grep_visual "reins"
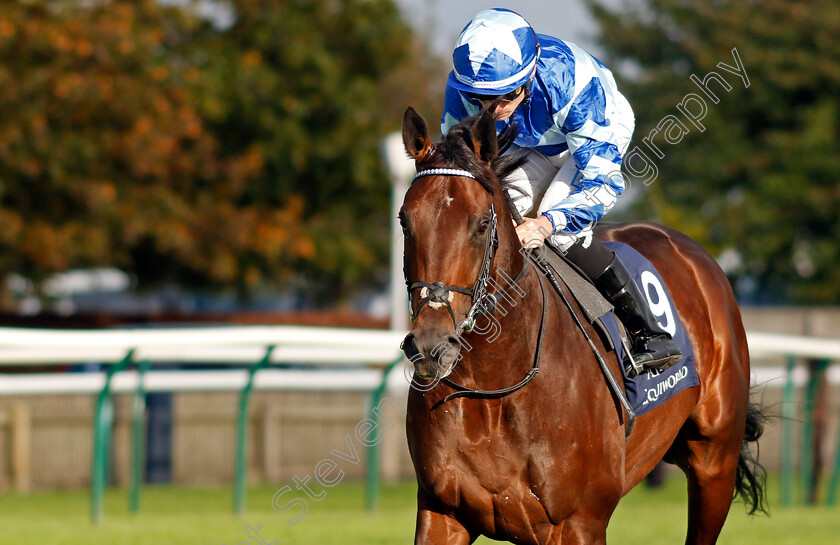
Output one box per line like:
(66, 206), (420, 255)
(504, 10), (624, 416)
(536, 248), (636, 438)
(439, 258), (546, 402)
(508, 201), (636, 438)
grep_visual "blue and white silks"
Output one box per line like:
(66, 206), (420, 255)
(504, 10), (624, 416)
(442, 35), (635, 236)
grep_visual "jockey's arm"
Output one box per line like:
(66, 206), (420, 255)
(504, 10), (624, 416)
(539, 133), (626, 236)
(514, 135), (625, 248)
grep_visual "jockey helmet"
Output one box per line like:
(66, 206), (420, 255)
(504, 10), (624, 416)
(451, 9), (539, 96)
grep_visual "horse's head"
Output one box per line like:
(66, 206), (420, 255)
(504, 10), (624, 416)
(399, 107), (524, 380)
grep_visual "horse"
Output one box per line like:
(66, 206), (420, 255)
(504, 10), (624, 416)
(398, 106), (765, 545)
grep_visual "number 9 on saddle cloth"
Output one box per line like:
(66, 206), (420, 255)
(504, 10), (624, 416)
(579, 240), (698, 415)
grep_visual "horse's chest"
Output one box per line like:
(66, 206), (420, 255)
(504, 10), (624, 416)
(415, 426), (537, 504)
(415, 432), (561, 540)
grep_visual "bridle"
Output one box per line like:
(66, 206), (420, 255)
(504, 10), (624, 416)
(407, 168), (519, 334)
(405, 168), (546, 402)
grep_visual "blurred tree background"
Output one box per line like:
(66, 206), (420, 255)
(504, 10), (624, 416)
(0, 0), (835, 312)
(0, 0), (444, 310)
(590, 0), (840, 303)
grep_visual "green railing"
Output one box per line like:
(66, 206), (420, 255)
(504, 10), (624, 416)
(88, 351), (840, 518)
(71, 331), (407, 524)
(778, 356), (839, 506)
(233, 346), (274, 515)
(365, 355), (405, 511)
(91, 350), (134, 525)
(1, 326), (838, 523)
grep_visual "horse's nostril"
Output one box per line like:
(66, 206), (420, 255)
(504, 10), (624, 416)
(401, 333), (419, 360)
(447, 335), (460, 346)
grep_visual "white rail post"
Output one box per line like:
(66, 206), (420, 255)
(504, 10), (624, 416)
(381, 131), (414, 332)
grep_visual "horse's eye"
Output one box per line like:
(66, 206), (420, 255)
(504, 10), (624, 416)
(476, 218), (490, 235)
(399, 215), (410, 235)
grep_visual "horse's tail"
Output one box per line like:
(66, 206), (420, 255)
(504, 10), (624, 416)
(734, 401), (769, 515)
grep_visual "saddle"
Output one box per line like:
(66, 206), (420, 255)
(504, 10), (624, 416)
(534, 240), (698, 421)
(537, 241), (629, 368)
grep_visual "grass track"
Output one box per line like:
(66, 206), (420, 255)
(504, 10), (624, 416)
(0, 476), (837, 544)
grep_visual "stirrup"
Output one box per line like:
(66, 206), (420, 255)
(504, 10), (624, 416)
(623, 352), (645, 378)
(629, 335), (682, 373)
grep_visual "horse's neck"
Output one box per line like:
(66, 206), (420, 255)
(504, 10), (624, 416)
(454, 257), (545, 388)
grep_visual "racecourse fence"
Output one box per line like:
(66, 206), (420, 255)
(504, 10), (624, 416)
(0, 322), (838, 524)
(0, 325), (408, 524)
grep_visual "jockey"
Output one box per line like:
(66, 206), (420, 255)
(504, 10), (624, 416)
(441, 8), (681, 371)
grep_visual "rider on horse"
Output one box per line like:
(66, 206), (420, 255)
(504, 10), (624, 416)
(441, 8), (681, 371)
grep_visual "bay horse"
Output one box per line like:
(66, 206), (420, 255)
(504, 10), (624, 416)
(399, 107), (765, 545)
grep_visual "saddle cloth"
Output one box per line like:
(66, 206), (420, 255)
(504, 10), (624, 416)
(598, 241), (699, 415)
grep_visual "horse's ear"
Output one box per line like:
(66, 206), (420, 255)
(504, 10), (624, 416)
(402, 107), (433, 161)
(470, 108), (499, 164)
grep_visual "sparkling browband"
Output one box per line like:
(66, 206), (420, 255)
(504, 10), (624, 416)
(412, 168), (476, 183)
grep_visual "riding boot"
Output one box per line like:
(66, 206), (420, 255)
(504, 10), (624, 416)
(592, 254), (682, 373)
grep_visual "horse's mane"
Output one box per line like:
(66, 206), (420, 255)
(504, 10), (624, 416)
(433, 113), (528, 196)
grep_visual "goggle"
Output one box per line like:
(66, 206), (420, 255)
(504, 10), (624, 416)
(465, 84), (526, 103)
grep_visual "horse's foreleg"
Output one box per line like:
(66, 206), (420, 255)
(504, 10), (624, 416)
(414, 491), (473, 545)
